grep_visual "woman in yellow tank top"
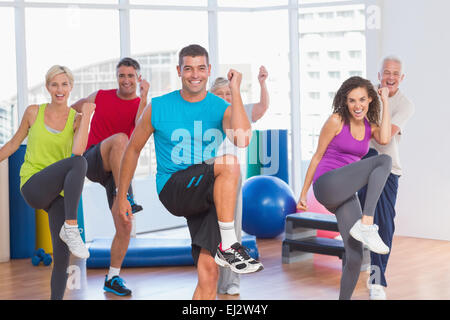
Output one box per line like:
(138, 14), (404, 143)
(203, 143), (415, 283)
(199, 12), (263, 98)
(0, 65), (95, 300)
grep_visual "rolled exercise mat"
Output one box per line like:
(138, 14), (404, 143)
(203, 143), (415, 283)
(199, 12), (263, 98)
(246, 130), (262, 179)
(0, 159), (10, 262)
(87, 233), (259, 268)
(260, 129), (289, 184)
(9, 145), (36, 258)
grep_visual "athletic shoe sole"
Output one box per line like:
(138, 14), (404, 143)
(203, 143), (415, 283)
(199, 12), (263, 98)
(103, 286), (132, 296)
(214, 253), (264, 274)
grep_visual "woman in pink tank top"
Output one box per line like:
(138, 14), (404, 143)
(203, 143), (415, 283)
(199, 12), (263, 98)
(297, 77), (393, 299)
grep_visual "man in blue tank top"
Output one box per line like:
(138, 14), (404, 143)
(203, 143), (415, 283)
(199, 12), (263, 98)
(114, 44), (263, 300)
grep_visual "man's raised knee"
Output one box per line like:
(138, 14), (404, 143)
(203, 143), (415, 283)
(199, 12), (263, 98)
(214, 154), (241, 178)
(112, 133), (129, 149)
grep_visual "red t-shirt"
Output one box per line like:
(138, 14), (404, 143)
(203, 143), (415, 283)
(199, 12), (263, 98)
(86, 89), (140, 150)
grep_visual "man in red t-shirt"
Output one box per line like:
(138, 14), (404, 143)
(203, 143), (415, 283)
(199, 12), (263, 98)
(72, 57), (149, 296)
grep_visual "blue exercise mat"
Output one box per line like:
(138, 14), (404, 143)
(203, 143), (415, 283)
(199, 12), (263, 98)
(86, 234), (259, 268)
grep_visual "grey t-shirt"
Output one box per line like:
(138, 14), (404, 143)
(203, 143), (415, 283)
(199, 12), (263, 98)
(371, 89), (415, 175)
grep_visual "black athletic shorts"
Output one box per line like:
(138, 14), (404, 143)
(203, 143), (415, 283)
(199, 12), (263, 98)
(158, 161), (220, 266)
(83, 142), (132, 209)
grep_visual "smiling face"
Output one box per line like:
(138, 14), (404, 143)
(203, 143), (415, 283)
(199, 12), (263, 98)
(378, 59), (404, 97)
(211, 85), (232, 103)
(116, 65), (140, 98)
(177, 55), (211, 99)
(46, 73), (72, 105)
(346, 87), (373, 121)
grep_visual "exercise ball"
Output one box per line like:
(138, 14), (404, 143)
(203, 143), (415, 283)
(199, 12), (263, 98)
(243, 175), (296, 238)
(303, 188), (340, 239)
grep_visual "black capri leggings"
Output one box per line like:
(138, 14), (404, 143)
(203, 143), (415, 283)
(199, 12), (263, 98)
(313, 154), (392, 300)
(21, 155), (87, 300)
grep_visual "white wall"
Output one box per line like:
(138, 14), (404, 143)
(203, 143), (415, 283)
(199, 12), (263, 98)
(377, 0), (450, 240)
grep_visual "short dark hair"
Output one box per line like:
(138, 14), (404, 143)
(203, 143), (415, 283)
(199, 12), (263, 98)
(178, 44), (209, 67)
(116, 57), (141, 74)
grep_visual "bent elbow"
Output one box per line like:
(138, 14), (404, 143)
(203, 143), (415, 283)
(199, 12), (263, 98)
(234, 137), (251, 148)
(379, 137), (391, 145)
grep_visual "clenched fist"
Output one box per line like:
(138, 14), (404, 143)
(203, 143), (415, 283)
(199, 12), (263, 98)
(258, 66), (268, 84)
(139, 79), (150, 98)
(227, 69), (242, 91)
(378, 86), (389, 102)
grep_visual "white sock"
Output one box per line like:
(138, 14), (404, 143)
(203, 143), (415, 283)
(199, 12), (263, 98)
(64, 222), (78, 229)
(108, 267), (121, 281)
(218, 220), (237, 250)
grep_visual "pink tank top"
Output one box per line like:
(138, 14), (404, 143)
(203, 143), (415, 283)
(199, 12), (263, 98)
(313, 118), (371, 183)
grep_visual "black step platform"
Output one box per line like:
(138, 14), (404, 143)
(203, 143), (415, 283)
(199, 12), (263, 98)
(282, 211), (370, 269)
(286, 212), (339, 232)
(282, 237), (344, 263)
(283, 211), (344, 264)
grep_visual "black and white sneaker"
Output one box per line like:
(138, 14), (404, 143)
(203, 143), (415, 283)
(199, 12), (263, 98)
(215, 242), (264, 274)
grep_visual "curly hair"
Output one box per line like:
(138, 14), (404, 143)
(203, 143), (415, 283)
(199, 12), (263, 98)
(332, 76), (380, 125)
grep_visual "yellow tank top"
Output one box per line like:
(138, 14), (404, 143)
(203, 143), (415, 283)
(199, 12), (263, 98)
(20, 104), (76, 190)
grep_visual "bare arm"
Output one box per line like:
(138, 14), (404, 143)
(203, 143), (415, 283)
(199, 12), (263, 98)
(251, 65), (269, 122)
(71, 91), (97, 113)
(372, 87), (392, 145)
(0, 105), (38, 162)
(72, 103), (96, 155)
(297, 114), (342, 211)
(115, 103), (154, 221)
(135, 79), (150, 125)
(391, 124), (401, 137)
(222, 69), (252, 148)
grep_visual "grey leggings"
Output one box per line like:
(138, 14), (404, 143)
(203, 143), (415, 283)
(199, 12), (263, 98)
(21, 156), (87, 300)
(313, 154), (392, 300)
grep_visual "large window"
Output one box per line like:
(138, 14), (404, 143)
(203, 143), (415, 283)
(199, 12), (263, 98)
(130, 9), (209, 177)
(218, 10), (290, 130)
(0, 8), (17, 145)
(3, 0), (369, 196)
(218, 0), (287, 7)
(299, 3), (366, 163)
(25, 8), (120, 105)
(131, 0), (206, 5)
(218, 9), (291, 178)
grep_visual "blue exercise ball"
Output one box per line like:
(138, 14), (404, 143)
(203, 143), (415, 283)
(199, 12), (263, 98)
(242, 175), (297, 238)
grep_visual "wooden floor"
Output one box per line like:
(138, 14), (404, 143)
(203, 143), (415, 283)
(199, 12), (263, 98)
(1, 229), (450, 300)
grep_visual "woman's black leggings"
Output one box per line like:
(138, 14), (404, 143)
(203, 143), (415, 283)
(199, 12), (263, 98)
(313, 154), (392, 300)
(21, 156), (87, 300)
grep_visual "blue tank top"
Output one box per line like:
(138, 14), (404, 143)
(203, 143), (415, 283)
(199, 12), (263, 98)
(151, 90), (230, 194)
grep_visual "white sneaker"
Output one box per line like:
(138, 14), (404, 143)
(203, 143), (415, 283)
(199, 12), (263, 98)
(59, 224), (90, 259)
(226, 285), (240, 296)
(370, 284), (387, 300)
(349, 219), (389, 255)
